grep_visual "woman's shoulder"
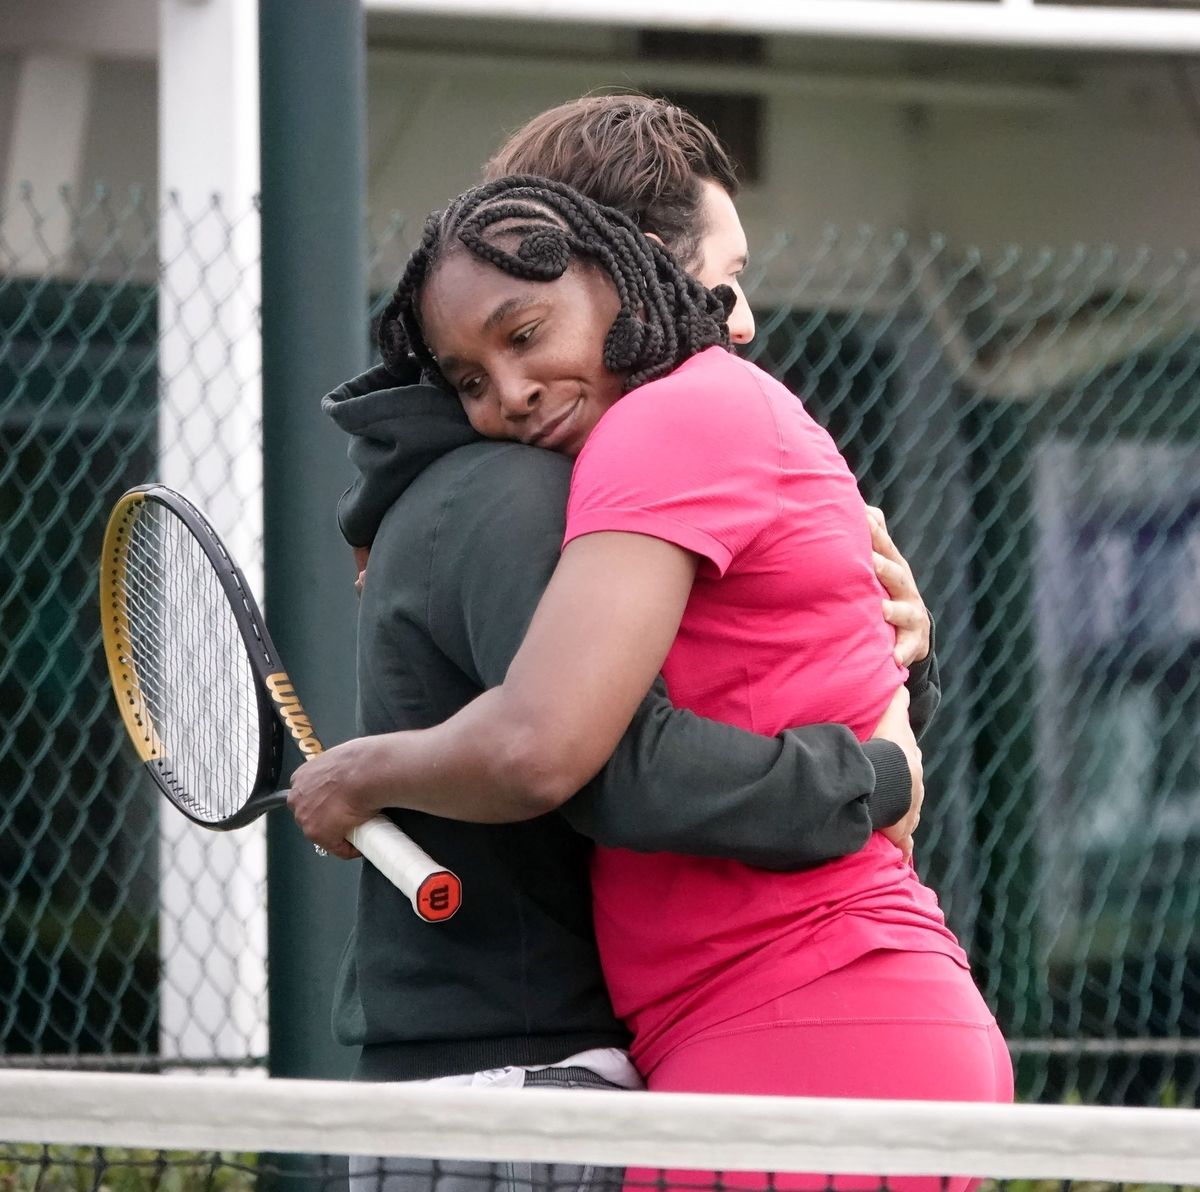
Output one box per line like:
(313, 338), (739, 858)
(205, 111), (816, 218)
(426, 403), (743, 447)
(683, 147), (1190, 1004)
(580, 348), (786, 475)
(633, 345), (760, 392)
(618, 347), (784, 422)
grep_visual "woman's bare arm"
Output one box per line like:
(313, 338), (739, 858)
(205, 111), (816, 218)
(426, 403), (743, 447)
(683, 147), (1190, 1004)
(288, 532), (696, 856)
(497, 531), (698, 798)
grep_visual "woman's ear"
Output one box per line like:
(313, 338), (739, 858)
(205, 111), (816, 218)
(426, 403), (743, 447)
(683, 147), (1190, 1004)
(644, 231), (665, 248)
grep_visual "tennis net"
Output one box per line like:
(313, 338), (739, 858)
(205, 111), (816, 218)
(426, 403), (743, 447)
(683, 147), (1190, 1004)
(2, 1069), (1198, 1192)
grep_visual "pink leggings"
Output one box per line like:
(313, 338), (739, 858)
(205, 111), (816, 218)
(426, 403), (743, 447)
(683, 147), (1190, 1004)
(632, 950), (1013, 1192)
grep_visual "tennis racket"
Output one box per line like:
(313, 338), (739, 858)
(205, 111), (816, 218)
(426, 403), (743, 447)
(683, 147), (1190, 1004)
(99, 483), (462, 923)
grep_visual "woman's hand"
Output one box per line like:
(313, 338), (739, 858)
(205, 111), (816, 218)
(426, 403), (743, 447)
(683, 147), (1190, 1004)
(866, 506), (930, 667)
(287, 737), (389, 860)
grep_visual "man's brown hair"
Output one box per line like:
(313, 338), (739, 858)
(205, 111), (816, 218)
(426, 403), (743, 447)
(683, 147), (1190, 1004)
(484, 94), (739, 270)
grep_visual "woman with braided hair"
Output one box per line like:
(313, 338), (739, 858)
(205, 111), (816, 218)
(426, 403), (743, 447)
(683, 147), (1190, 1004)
(291, 174), (1011, 1178)
(376, 173), (736, 449)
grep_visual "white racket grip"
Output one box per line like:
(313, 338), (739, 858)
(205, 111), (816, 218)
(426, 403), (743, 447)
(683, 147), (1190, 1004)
(348, 815), (462, 923)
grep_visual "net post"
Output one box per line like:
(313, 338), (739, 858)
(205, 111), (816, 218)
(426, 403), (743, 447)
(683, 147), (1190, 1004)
(259, 0), (367, 1083)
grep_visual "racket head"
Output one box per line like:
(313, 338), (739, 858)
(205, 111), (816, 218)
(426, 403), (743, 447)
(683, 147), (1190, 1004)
(100, 485), (284, 830)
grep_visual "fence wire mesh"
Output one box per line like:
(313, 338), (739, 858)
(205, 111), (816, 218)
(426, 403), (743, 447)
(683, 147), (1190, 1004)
(1, 188), (266, 1072)
(3, 188), (1200, 1104)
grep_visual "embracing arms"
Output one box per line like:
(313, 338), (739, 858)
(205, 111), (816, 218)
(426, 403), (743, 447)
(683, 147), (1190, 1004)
(291, 448), (930, 867)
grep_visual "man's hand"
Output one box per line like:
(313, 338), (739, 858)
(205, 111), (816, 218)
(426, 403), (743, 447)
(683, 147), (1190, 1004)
(287, 737), (388, 860)
(866, 506), (930, 667)
(870, 685), (924, 861)
(353, 545), (370, 596)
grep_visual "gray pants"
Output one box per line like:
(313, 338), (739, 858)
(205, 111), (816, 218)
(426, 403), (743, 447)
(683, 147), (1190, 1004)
(348, 1157), (623, 1192)
(348, 1067), (626, 1192)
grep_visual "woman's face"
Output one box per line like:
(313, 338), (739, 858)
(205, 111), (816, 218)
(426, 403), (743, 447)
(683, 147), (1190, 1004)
(420, 248), (625, 458)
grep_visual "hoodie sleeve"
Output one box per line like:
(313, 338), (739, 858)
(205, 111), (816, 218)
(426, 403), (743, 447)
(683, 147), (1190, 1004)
(323, 364), (482, 548)
(424, 446), (911, 870)
(906, 621), (941, 741)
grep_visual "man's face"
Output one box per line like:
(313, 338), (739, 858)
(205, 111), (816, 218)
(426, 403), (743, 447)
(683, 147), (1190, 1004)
(690, 180), (755, 346)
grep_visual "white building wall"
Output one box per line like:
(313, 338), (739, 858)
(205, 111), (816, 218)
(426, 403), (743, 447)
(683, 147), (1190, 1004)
(153, 0), (264, 1069)
(2, 15), (1198, 277)
(82, 60), (158, 205)
(923, 97), (1200, 255)
(75, 59), (159, 280)
(0, 0), (157, 60)
(362, 55), (1200, 293)
(0, 54), (18, 176)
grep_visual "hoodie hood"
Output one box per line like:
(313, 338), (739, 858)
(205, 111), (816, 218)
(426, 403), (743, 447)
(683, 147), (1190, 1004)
(323, 359), (484, 547)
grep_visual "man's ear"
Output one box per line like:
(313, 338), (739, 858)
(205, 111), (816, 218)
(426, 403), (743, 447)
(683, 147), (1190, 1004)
(644, 231), (665, 248)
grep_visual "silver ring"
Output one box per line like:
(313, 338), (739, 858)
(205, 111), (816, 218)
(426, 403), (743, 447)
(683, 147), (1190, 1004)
(313, 844), (328, 857)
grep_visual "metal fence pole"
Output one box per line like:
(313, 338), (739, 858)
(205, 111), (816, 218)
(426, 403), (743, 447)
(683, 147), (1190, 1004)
(259, 0), (367, 1080)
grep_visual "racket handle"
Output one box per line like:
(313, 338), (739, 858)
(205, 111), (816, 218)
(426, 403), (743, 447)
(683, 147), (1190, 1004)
(348, 815), (462, 923)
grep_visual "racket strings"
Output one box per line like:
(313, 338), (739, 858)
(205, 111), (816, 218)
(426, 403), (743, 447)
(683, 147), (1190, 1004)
(120, 503), (260, 823)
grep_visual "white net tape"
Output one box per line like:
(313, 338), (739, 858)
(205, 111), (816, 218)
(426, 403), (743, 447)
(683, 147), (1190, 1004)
(2, 1071), (1199, 1184)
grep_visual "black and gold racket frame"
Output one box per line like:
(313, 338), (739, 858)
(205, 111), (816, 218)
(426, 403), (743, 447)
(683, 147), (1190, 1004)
(101, 484), (295, 829)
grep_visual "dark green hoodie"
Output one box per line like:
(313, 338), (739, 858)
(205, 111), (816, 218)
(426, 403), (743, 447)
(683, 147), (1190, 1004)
(324, 360), (936, 1081)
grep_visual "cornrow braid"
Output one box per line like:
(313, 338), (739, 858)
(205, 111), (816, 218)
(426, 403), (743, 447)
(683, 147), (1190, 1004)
(377, 211), (443, 379)
(376, 174), (734, 395)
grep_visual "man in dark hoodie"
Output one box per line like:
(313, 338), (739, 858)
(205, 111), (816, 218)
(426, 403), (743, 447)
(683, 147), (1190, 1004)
(310, 96), (939, 1192)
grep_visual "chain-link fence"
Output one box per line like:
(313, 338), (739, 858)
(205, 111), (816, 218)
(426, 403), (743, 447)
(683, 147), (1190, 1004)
(1, 188), (266, 1072)
(3, 187), (1199, 1105)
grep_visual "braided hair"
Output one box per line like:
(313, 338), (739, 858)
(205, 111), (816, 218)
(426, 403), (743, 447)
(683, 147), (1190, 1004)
(377, 174), (735, 395)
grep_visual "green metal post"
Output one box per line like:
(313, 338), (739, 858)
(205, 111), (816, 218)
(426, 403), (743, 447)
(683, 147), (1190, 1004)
(260, 0), (367, 1080)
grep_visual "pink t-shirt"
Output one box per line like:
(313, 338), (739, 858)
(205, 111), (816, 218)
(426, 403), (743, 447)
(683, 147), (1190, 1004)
(565, 347), (968, 1075)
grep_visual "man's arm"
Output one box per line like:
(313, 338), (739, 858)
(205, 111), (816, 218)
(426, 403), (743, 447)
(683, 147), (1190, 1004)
(292, 448), (915, 868)
(561, 680), (916, 869)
